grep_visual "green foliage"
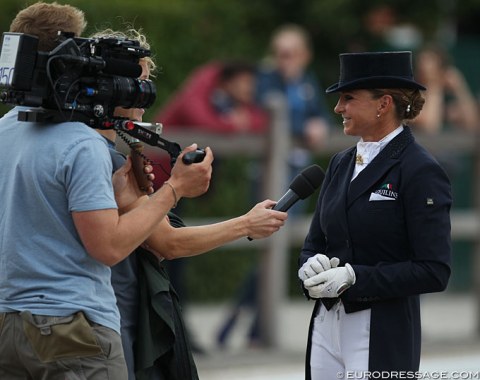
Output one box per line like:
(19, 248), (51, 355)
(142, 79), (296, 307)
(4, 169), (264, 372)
(183, 247), (259, 302)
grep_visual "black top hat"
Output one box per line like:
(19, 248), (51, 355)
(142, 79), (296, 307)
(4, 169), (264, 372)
(325, 51), (426, 93)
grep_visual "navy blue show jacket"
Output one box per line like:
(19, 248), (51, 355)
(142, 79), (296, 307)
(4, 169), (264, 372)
(300, 126), (452, 376)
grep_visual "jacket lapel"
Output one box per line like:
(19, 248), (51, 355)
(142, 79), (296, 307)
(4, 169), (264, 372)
(347, 126), (415, 207)
(328, 147), (356, 209)
(337, 149), (356, 206)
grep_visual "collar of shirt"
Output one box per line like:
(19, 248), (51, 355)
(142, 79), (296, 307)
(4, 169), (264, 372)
(351, 125), (404, 181)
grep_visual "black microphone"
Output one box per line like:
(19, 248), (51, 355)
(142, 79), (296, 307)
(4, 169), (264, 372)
(272, 164), (325, 212)
(247, 164), (325, 241)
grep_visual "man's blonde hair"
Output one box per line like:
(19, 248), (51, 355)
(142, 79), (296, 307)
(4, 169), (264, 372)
(10, 2), (87, 52)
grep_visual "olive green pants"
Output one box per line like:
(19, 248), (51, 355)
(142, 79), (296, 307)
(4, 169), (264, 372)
(0, 311), (127, 380)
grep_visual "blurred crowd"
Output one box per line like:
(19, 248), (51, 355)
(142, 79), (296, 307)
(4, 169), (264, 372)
(150, 14), (480, 183)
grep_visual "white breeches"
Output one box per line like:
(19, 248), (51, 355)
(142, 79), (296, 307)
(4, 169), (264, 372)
(310, 301), (371, 379)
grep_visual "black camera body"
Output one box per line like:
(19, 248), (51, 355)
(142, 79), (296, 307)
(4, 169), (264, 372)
(0, 32), (156, 127)
(0, 32), (206, 166)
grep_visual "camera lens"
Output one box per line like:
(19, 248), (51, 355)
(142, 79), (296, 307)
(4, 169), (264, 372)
(111, 77), (156, 109)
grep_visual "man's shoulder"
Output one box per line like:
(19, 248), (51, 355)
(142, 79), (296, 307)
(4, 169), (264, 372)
(43, 120), (108, 150)
(3, 107), (102, 137)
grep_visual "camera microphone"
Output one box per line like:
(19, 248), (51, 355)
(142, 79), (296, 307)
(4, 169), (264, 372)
(272, 164), (325, 212)
(103, 58), (142, 78)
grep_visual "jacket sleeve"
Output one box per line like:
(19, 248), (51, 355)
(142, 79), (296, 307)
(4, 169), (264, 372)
(342, 159), (452, 303)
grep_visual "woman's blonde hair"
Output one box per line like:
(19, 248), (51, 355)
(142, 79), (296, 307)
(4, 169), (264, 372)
(10, 2), (86, 52)
(90, 28), (157, 77)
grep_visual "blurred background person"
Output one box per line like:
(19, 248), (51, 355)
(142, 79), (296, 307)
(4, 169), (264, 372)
(156, 60), (268, 135)
(349, 4), (423, 53)
(152, 59), (269, 189)
(411, 45), (479, 291)
(214, 23), (333, 350)
(412, 45), (480, 134)
(255, 23), (332, 183)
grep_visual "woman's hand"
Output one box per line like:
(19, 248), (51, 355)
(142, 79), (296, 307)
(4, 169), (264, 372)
(243, 200), (288, 240)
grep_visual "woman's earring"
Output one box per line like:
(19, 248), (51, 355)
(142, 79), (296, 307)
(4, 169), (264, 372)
(376, 113), (380, 118)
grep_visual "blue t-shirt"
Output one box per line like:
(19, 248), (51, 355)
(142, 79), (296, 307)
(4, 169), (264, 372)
(0, 107), (121, 333)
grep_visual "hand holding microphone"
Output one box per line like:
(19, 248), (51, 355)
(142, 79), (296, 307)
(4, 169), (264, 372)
(247, 164), (325, 240)
(242, 200), (288, 240)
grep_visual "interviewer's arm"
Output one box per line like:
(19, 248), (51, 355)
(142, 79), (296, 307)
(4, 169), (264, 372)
(72, 145), (213, 266)
(144, 200), (288, 259)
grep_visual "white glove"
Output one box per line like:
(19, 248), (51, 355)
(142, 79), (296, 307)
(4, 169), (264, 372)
(303, 264), (356, 298)
(298, 254), (340, 282)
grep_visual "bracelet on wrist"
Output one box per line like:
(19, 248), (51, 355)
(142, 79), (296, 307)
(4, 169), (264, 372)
(164, 181), (178, 208)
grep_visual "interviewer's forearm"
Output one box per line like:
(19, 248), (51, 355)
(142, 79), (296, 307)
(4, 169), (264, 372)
(112, 183), (179, 252)
(145, 216), (249, 259)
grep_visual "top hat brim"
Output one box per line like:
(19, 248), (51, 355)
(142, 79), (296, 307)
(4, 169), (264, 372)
(326, 76), (426, 93)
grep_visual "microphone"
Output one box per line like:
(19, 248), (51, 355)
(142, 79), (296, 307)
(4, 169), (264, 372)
(104, 58), (142, 78)
(272, 164), (325, 212)
(247, 164), (325, 241)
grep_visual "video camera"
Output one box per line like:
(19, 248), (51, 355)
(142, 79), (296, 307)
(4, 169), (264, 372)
(0, 32), (205, 165)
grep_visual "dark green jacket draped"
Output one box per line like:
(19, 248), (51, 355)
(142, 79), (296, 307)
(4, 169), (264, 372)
(135, 214), (199, 380)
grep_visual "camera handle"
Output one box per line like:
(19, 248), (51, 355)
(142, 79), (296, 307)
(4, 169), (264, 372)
(128, 140), (153, 193)
(113, 120), (181, 166)
(182, 149), (206, 164)
(113, 119), (206, 166)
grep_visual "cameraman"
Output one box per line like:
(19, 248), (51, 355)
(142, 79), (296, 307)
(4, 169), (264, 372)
(93, 28), (288, 380)
(0, 3), (212, 380)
